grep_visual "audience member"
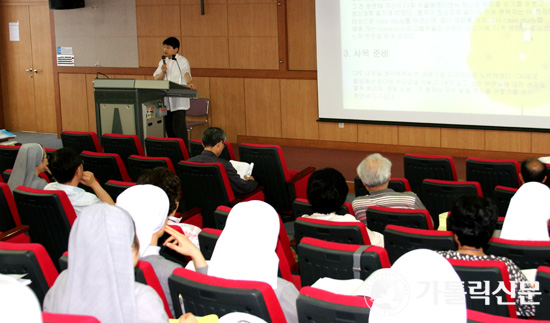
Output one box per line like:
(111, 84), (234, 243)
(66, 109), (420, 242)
(0, 274), (42, 323)
(188, 127), (258, 197)
(367, 249), (466, 323)
(438, 195), (534, 318)
(302, 167), (383, 246)
(45, 147), (114, 216)
(352, 153), (425, 224)
(208, 200), (299, 323)
(501, 182), (550, 241)
(7, 143), (49, 191)
(137, 167), (201, 247)
(116, 184), (207, 317)
(520, 157), (547, 184)
(43, 203), (200, 323)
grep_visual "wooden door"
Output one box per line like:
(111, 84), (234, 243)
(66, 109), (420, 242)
(0, 4), (55, 133)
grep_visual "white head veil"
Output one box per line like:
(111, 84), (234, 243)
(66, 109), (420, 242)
(0, 274), (42, 323)
(43, 204), (138, 323)
(367, 249), (467, 323)
(209, 200), (280, 289)
(7, 143), (47, 191)
(116, 184), (170, 257)
(501, 182), (550, 241)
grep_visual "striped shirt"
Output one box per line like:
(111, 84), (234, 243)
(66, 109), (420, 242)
(352, 188), (425, 223)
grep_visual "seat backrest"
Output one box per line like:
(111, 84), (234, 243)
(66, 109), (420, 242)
(101, 133), (145, 166)
(404, 154), (457, 194)
(198, 228), (223, 260)
(297, 237), (390, 287)
(189, 140), (204, 158)
(239, 143), (293, 213)
(383, 224), (457, 264)
(42, 312), (101, 322)
(126, 155), (174, 182)
(61, 131), (102, 153)
(366, 206), (434, 233)
(176, 161), (234, 228)
(292, 198), (352, 218)
(447, 258), (516, 317)
(297, 287), (372, 323)
(486, 238), (550, 270)
(0, 144), (19, 174)
(137, 260), (172, 318)
(294, 217), (371, 245)
(187, 98), (209, 117)
(0, 182), (22, 231)
(80, 151), (131, 186)
(103, 180), (136, 201)
(535, 266), (550, 320)
(0, 241), (58, 305)
(212, 205), (232, 230)
(13, 187), (76, 270)
(494, 185), (518, 218)
(420, 179), (483, 229)
(466, 158), (521, 198)
(168, 268), (286, 322)
(145, 136), (190, 167)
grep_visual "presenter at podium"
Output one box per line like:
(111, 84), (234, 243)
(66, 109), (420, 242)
(153, 37), (195, 148)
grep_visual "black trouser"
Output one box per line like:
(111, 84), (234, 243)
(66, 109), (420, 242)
(165, 109), (188, 148)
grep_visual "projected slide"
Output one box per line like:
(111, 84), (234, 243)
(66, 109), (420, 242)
(316, 0), (550, 129)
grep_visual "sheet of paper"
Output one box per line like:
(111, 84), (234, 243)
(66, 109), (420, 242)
(9, 22), (19, 41)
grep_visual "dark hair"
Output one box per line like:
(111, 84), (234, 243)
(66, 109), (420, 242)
(307, 168), (349, 214)
(137, 167), (181, 215)
(48, 147), (83, 184)
(521, 158), (546, 183)
(163, 37), (180, 51)
(202, 127), (226, 148)
(447, 195), (497, 249)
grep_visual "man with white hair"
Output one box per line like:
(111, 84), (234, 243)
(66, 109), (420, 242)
(352, 153), (425, 223)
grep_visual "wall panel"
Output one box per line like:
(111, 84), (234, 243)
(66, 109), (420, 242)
(358, 124), (399, 145)
(532, 133), (550, 154)
(136, 5), (181, 36)
(280, 79), (318, 140)
(227, 3), (277, 36)
(59, 74), (88, 131)
(182, 37), (230, 68)
(244, 78), (281, 138)
(485, 130), (531, 153)
(137, 0), (178, 5)
(181, 4), (228, 37)
(319, 122), (358, 142)
(441, 128), (485, 150)
(228, 37), (278, 69)
(287, 0), (316, 71)
(398, 126), (441, 147)
(138, 37), (169, 67)
(209, 77), (246, 143)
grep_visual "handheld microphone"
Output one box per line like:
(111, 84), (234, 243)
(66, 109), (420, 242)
(162, 55), (166, 64)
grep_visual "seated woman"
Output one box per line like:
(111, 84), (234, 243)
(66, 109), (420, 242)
(500, 181), (550, 241)
(7, 143), (49, 191)
(208, 200), (299, 323)
(43, 203), (197, 323)
(137, 166), (201, 247)
(438, 195), (535, 318)
(302, 167), (384, 247)
(116, 184), (207, 317)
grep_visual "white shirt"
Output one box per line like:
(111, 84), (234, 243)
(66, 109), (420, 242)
(153, 54), (191, 112)
(44, 182), (101, 217)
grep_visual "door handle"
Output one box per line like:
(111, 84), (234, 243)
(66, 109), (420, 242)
(33, 69), (39, 73)
(25, 68), (33, 72)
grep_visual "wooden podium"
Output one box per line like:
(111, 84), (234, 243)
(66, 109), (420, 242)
(93, 79), (197, 143)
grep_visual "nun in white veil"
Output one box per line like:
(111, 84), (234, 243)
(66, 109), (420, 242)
(7, 143), (48, 191)
(501, 181), (550, 241)
(0, 274), (42, 323)
(367, 249), (467, 323)
(43, 203), (168, 323)
(208, 200), (299, 323)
